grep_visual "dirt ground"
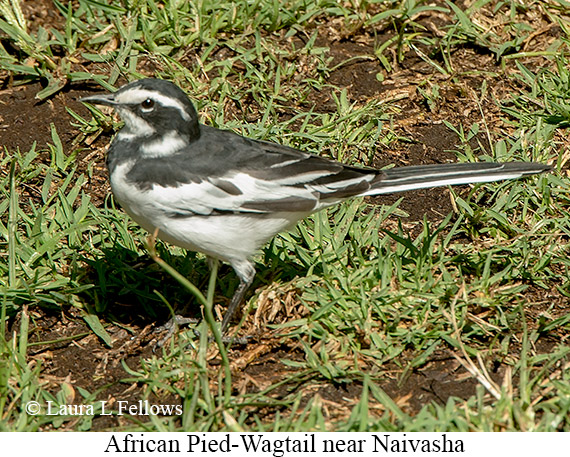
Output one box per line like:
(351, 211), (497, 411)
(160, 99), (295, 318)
(1, 1), (566, 430)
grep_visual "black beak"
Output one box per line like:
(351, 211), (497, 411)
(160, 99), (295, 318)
(80, 92), (117, 106)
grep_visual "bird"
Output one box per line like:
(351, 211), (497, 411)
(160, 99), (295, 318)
(81, 78), (551, 333)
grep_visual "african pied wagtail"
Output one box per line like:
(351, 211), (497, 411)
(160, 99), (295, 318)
(82, 78), (551, 333)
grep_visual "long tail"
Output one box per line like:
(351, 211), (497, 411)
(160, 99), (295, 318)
(365, 162), (551, 195)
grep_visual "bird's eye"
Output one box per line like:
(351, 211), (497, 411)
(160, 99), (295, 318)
(141, 99), (155, 110)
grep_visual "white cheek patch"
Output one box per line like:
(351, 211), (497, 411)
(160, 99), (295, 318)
(115, 107), (155, 139)
(141, 131), (188, 157)
(115, 88), (192, 121)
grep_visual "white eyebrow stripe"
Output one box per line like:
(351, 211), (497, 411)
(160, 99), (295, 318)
(116, 88), (191, 121)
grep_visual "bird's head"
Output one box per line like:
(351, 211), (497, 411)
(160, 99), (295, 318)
(81, 78), (200, 142)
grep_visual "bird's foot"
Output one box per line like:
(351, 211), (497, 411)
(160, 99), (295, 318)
(154, 314), (199, 349)
(154, 315), (253, 349)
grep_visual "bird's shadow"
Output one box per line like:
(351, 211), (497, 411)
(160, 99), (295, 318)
(78, 239), (315, 328)
(80, 243), (207, 327)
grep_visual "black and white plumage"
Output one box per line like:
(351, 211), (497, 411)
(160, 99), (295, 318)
(82, 78), (551, 332)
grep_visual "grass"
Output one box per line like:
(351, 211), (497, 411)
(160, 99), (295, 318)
(0, 0), (569, 431)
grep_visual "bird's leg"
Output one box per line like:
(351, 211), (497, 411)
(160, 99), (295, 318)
(157, 257), (255, 346)
(221, 261), (256, 333)
(220, 279), (252, 333)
